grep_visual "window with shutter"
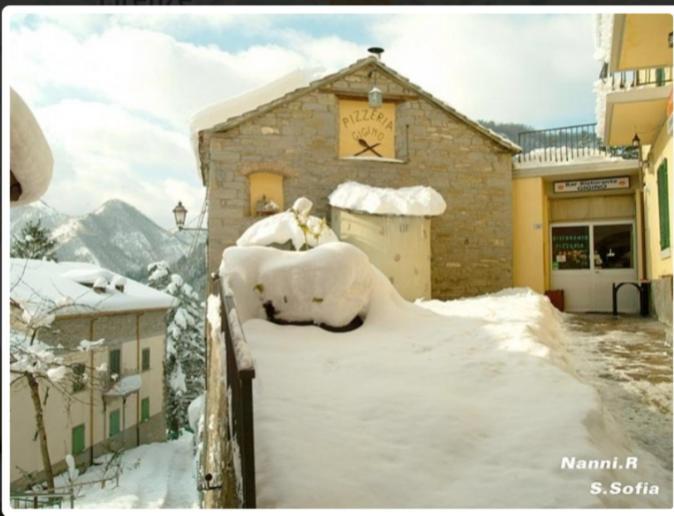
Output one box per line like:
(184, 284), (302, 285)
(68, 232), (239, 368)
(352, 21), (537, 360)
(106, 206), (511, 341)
(109, 349), (121, 377)
(109, 409), (121, 437)
(657, 159), (670, 251)
(141, 397), (150, 422)
(142, 348), (150, 371)
(72, 424), (85, 455)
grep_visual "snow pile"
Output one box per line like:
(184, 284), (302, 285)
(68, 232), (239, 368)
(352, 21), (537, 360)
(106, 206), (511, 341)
(78, 338), (105, 352)
(105, 374), (142, 397)
(328, 181), (447, 216)
(235, 267), (670, 507)
(54, 434), (198, 508)
(237, 197), (337, 250)
(188, 393), (205, 433)
(10, 331), (64, 378)
(220, 242), (373, 328)
(10, 88), (54, 206)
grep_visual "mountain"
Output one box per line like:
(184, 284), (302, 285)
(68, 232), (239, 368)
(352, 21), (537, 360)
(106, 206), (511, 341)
(10, 200), (207, 295)
(478, 120), (535, 146)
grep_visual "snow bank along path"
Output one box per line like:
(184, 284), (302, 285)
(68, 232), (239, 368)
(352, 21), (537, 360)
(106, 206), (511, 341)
(54, 434), (198, 509)
(220, 243), (671, 508)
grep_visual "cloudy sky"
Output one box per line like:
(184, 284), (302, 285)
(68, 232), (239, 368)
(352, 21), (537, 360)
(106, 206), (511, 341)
(7, 11), (599, 228)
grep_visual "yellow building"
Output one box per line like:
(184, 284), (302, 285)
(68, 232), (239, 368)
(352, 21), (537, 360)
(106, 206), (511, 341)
(10, 260), (174, 490)
(512, 13), (672, 321)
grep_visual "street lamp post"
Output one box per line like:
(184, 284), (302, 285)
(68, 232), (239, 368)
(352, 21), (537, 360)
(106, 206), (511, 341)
(172, 201), (206, 232)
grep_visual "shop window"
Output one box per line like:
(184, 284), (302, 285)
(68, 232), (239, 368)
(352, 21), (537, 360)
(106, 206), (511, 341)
(109, 349), (121, 378)
(142, 348), (150, 371)
(338, 98), (396, 159)
(72, 424), (85, 455)
(109, 409), (121, 437)
(141, 397), (150, 423)
(249, 172), (283, 217)
(593, 224), (633, 269)
(71, 363), (87, 393)
(657, 159), (670, 251)
(551, 226), (590, 270)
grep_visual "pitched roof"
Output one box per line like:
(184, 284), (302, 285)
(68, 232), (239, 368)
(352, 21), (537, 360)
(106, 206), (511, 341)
(10, 259), (175, 318)
(196, 56), (520, 176)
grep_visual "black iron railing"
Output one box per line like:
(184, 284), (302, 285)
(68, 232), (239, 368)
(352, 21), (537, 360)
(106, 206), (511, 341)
(218, 283), (256, 509)
(516, 122), (637, 164)
(600, 65), (673, 91)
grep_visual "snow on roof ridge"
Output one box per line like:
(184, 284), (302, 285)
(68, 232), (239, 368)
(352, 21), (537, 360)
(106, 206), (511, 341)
(329, 181), (447, 217)
(10, 258), (175, 316)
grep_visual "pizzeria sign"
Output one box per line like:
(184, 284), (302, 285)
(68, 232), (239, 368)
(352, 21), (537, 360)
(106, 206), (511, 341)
(554, 176), (630, 194)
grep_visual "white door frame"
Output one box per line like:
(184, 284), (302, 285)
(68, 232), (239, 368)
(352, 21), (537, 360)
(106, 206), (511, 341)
(550, 219), (638, 312)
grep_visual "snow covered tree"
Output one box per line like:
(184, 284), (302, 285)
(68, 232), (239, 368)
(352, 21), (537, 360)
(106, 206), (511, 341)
(10, 297), (106, 492)
(11, 218), (58, 261)
(147, 261), (205, 439)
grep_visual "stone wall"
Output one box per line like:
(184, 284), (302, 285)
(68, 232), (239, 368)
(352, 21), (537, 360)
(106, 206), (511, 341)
(205, 66), (513, 299)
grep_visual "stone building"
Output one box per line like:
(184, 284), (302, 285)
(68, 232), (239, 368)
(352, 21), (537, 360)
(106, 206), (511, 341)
(10, 259), (174, 490)
(194, 56), (520, 299)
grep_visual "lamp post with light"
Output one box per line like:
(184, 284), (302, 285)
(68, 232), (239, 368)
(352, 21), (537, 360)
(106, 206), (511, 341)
(172, 201), (206, 232)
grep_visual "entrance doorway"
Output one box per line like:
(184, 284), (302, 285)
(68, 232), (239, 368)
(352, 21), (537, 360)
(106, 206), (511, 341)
(550, 221), (638, 313)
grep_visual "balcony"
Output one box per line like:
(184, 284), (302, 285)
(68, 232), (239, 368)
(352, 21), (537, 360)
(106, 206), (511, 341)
(598, 66), (672, 147)
(515, 123), (637, 166)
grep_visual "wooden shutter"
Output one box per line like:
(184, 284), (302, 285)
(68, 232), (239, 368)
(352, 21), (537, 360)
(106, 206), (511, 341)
(109, 409), (121, 437)
(141, 397), (150, 422)
(657, 159), (670, 250)
(72, 424), (85, 455)
(142, 348), (150, 371)
(109, 349), (121, 376)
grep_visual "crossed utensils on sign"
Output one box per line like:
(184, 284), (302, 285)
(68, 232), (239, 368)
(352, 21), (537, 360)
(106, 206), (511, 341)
(354, 138), (382, 157)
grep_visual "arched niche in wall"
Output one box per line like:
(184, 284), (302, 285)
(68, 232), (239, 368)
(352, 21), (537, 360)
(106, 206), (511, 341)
(248, 171), (284, 217)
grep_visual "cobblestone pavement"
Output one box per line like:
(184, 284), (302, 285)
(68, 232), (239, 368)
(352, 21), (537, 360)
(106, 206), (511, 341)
(564, 314), (672, 471)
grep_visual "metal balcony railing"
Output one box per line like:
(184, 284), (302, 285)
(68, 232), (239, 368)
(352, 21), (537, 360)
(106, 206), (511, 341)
(600, 64), (673, 91)
(515, 123), (638, 164)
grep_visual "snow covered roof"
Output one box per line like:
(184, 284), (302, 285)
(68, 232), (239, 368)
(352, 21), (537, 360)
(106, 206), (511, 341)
(190, 68), (319, 174)
(192, 57), (520, 183)
(329, 181), (447, 217)
(10, 88), (54, 206)
(105, 374), (142, 397)
(10, 259), (175, 318)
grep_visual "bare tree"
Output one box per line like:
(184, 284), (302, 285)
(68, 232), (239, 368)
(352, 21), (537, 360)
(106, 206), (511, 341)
(10, 297), (107, 492)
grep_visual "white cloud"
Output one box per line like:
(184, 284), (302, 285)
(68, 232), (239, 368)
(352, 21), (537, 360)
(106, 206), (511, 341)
(371, 14), (597, 127)
(35, 100), (203, 229)
(6, 13), (599, 229)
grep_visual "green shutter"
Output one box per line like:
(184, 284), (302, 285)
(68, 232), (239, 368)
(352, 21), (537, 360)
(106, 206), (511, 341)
(142, 348), (150, 371)
(655, 67), (666, 87)
(72, 424), (85, 455)
(141, 397), (150, 422)
(109, 349), (121, 377)
(657, 159), (670, 251)
(109, 409), (121, 437)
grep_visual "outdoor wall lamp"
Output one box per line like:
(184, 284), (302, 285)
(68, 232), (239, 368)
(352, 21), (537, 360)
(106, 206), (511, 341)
(367, 46), (384, 109)
(668, 32), (672, 49)
(172, 201), (206, 231)
(632, 133), (641, 149)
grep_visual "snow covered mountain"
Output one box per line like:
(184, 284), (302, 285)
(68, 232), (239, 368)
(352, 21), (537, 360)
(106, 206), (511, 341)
(10, 200), (204, 284)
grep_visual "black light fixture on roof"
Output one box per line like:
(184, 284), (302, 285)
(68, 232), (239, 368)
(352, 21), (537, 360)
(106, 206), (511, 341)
(632, 133), (641, 149)
(172, 201), (187, 230)
(367, 47), (385, 109)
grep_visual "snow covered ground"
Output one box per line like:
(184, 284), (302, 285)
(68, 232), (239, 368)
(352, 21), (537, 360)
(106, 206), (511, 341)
(234, 267), (672, 508)
(53, 434), (198, 509)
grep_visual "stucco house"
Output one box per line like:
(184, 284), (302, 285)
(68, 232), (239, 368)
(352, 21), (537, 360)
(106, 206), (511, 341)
(9, 259), (174, 490)
(511, 13), (672, 321)
(192, 55), (520, 300)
